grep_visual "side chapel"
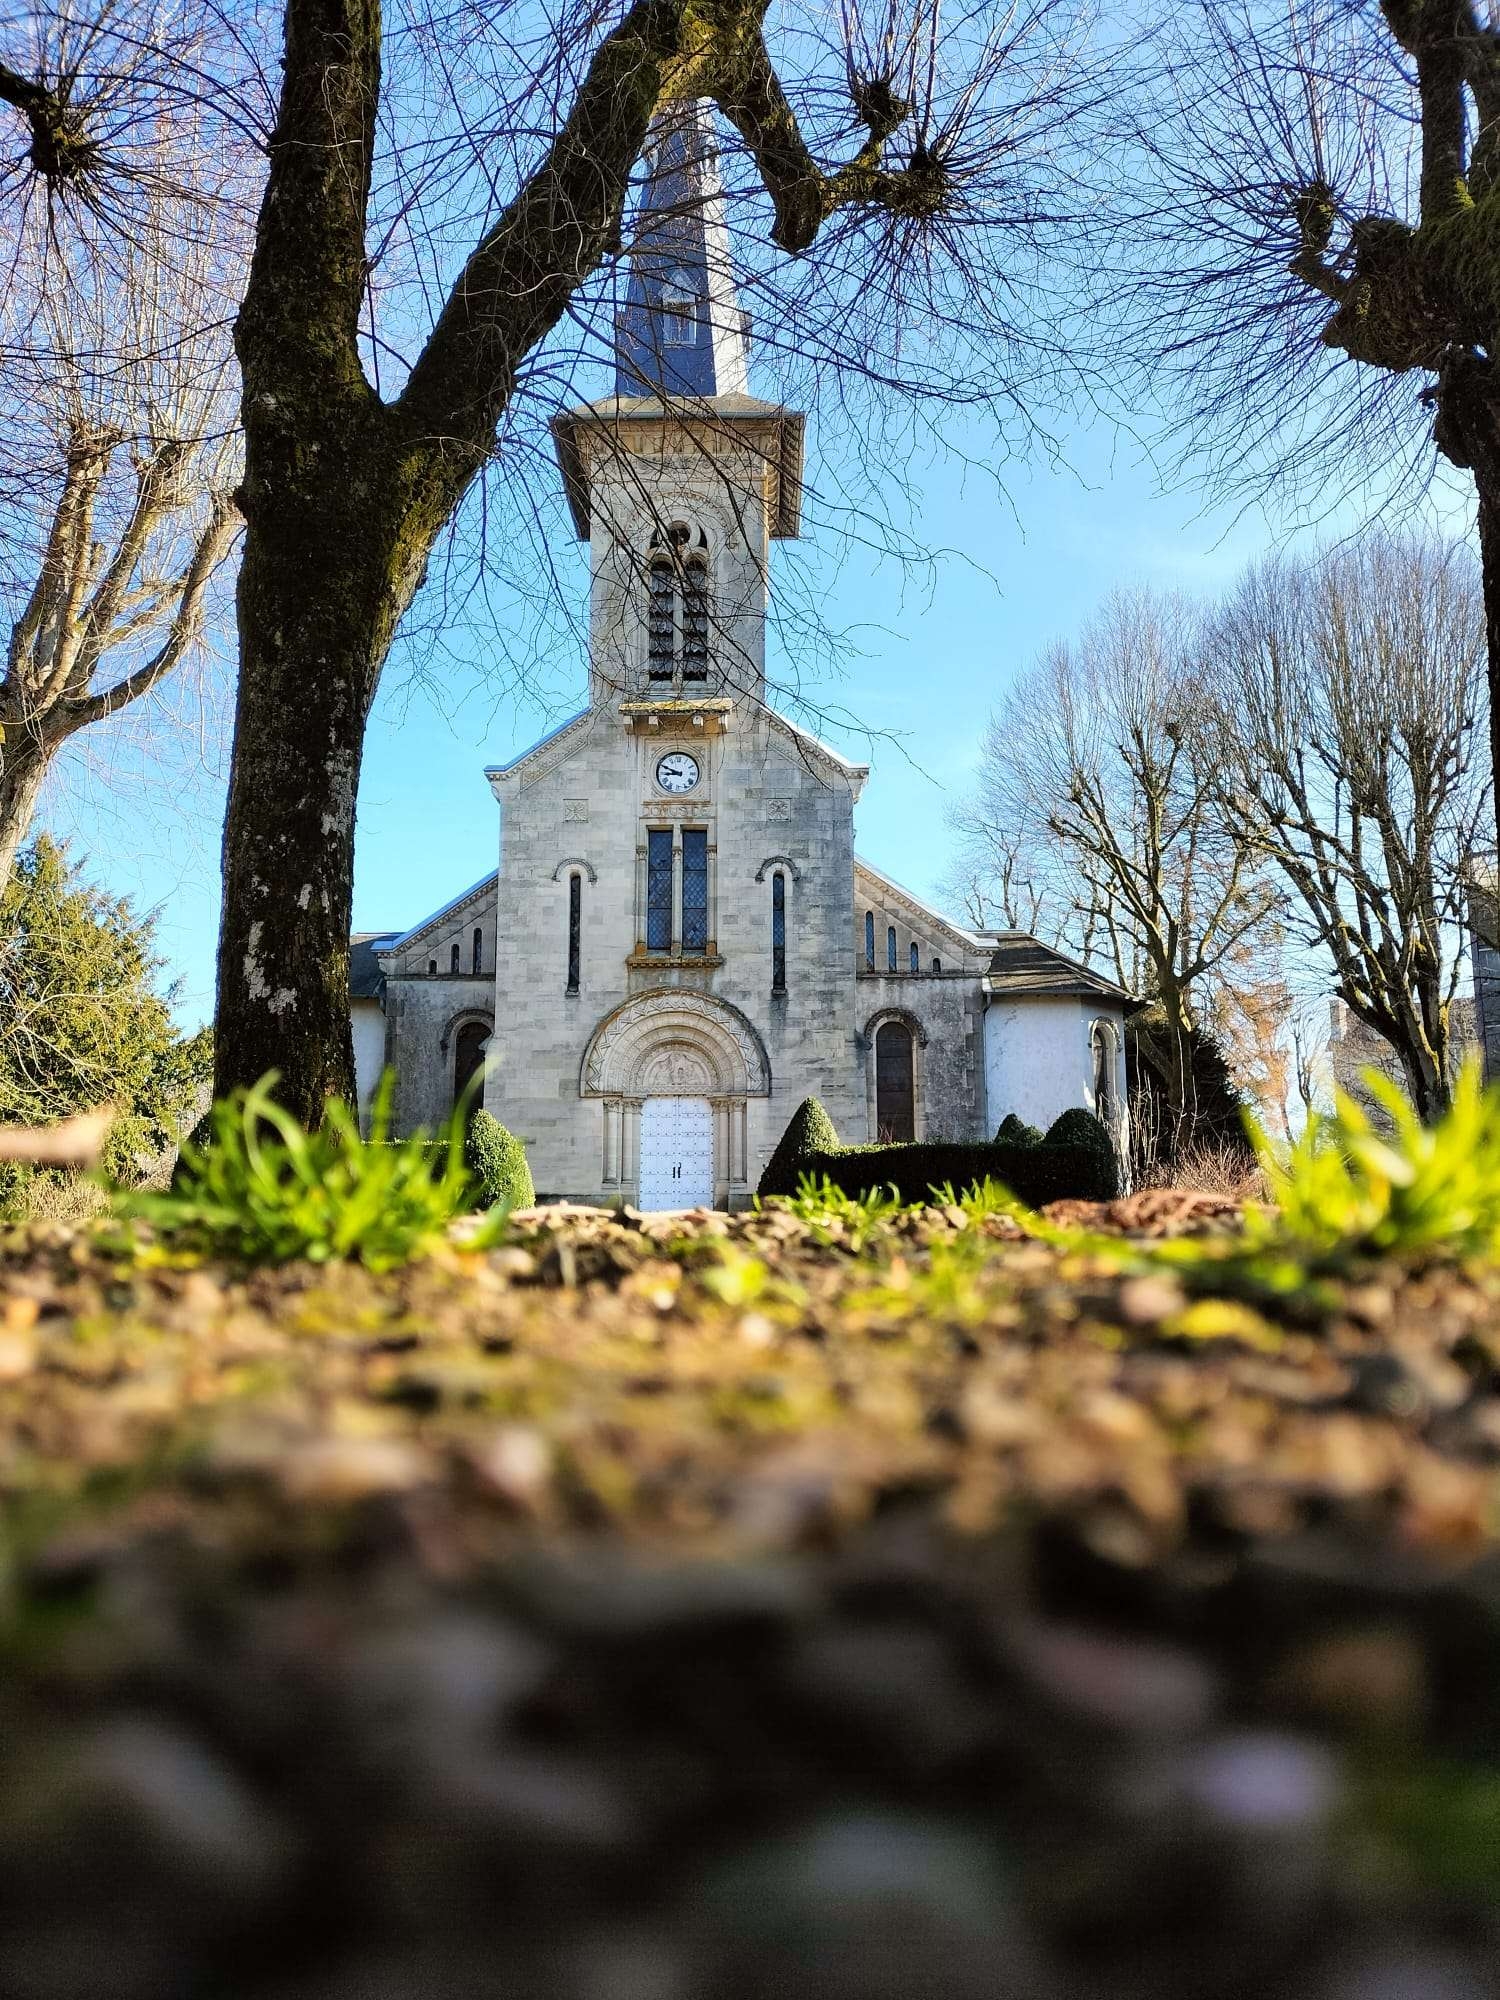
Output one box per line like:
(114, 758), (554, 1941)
(352, 104), (1131, 1208)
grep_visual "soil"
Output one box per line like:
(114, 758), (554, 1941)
(3, 1197), (1500, 1998)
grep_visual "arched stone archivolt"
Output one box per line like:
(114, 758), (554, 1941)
(754, 853), (802, 883)
(859, 1006), (929, 1053)
(552, 857), (597, 883)
(438, 1005), (494, 1057)
(861, 1007), (927, 1143)
(580, 989), (771, 1099)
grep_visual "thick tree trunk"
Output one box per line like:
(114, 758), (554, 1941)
(213, 440), (441, 1121)
(0, 740), (49, 884)
(1477, 475), (1500, 886)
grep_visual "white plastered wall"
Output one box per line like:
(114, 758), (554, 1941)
(983, 994), (1130, 1145)
(352, 999), (388, 1134)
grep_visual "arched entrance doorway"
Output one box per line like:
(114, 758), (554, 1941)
(579, 990), (772, 1210)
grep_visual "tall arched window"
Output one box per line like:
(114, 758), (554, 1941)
(454, 1020), (489, 1115)
(887, 926), (897, 972)
(567, 872), (582, 993)
(909, 941), (919, 973)
(472, 927), (483, 975)
(864, 911), (875, 969)
(450, 942), (460, 974)
(875, 1021), (915, 1142)
(428, 958), (437, 977)
(932, 957), (942, 975)
(645, 523), (711, 689)
(771, 872), (786, 993)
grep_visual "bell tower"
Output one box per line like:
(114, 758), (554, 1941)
(552, 101), (804, 711)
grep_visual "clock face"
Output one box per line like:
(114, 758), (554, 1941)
(656, 752), (700, 794)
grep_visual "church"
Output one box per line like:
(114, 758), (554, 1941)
(351, 105), (1131, 1209)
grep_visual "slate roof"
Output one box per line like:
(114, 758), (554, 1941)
(983, 933), (1134, 1004)
(350, 933), (397, 1000)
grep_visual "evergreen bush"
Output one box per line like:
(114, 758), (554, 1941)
(995, 1112), (1044, 1147)
(786, 1139), (1115, 1207)
(758, 1097), (840, 1198)
(466, 1110), (535, 1210)
(1044, 1107), (1120, 1199)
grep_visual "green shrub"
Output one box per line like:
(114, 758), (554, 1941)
(995, 1113), (1044, 1147)
(129, 1073), (506, 1270)
(1044, 1108), (1120, 1199)
(758, 1097), (841, 1198)
(466, 1109), (535, 1210)
(787, 1139), (1116, 1208)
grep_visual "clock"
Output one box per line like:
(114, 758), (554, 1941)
(656, 751), (700, 794)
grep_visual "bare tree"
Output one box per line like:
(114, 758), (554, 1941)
(952, 586), (1279, 1143)
(1206, 532), (1489, 1121)
(1111, 0), (1500, 872)
(0, 14), (246, 881)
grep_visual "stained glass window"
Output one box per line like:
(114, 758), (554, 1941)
(682, 828), (708, 952)
(875, 1022), (915, 1142)
(887, 926), (897, 971)
(647, 830), (673, 951)
(473, 927), (483, 975)
(567, 873), (581, 992)
(451, 942), (461, 973)
(772, 872), (786, 992)
(864, 911), (874, 968)
(909, 941), (919, 972)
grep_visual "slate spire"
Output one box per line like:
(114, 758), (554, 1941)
(614, 100), (751, 399)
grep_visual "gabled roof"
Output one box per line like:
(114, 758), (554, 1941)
(376, 872), (498, 955)
(983, 933), (1134, 1004)
(853, 857), (984, 958)
(484, 708), (592, 788)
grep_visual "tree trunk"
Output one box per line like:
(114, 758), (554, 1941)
(0, 738), (50, 884)
(1477, 474), (1500, 886)
(212, 410), (449, 1121)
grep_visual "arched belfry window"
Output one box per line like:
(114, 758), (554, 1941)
(660, 270), (698, 346)
(645, 523), (711, 689)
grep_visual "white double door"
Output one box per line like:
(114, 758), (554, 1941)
(637, 1097), (714, 1211)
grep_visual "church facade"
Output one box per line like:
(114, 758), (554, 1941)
(352, 106), (1131, 1208)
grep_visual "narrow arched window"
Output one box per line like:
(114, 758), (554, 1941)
(428, 958), (437, 977)
(682, 556), (709, 681)
(932, 957), (941, 975)
(864, 911), (875, 968)
(887, 926), (897, 972)
(771, 871), (786, 993)
(567, 872), (582, 993)
(450, 942), (460, 974)
(472, 927), (483, 975)
(1092, 1021), (1116, 1125)
(875, 1021), (915, 1143)
(909, 941), (919, 973)
(647, 557), (675, 679)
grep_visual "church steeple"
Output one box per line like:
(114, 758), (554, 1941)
(614, 101), (750, 400)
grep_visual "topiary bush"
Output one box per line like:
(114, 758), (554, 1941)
(465, 1110), (535, 1210)
(1044, 1107), (1120, 1199)
(758, 1097), (841, 1198)
(995, 1112), (1044, 1147)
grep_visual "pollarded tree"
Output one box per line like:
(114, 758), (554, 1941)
(4, 0), (1101, 1122)
(1112, 1), (1500, 872)
(1205, 531), (1489, 1120)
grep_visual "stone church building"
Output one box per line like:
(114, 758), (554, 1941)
(352, 106), (1130, 1208)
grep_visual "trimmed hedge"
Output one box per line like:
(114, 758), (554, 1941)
(465, 1110), (535, 1210)
(787, 1141), (1115, 1207)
